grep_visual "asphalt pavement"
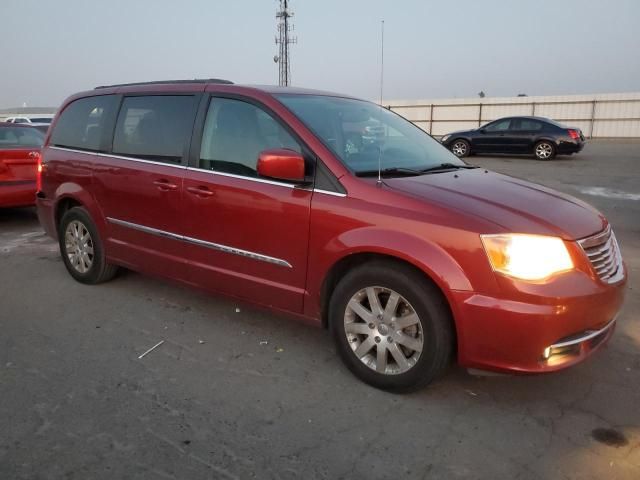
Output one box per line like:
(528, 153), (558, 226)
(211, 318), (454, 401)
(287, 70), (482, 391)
(1, 140), (639, 479)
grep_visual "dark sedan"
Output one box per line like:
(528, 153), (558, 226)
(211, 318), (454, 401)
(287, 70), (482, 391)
(441, 116), (585, 160)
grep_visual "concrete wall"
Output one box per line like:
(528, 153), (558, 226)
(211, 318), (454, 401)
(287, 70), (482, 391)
(386, 92), (640, 138)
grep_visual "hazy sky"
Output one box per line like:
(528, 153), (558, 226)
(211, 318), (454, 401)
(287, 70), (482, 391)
(1, 0), (639, 108)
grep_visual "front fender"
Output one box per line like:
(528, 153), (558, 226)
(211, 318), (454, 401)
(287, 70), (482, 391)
(304, 225), (477, 321)
(328, 227), (473, 292)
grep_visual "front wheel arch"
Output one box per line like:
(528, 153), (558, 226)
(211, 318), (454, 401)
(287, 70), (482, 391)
(320, 253), (457, 359)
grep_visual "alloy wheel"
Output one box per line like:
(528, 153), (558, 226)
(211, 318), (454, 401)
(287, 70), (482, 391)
(536, 142), (553, 159)
(452, 141), (468, 157)
(64, 220), (94, 274)
(344, 286), (424, 375)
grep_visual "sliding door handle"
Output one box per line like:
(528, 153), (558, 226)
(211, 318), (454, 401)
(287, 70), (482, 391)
(186, 186), (215, 198)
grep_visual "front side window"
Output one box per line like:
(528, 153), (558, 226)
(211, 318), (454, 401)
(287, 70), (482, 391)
(50, 95), (117, 151)
(0, 127), (44, 148)
(484, 119), (511, 132)
(199, 97), (301, 177)
(276, 94), (462, 175)
(113, 95), (197, 163)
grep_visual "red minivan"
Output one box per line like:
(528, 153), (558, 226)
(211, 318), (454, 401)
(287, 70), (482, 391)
(36, 80), (626, 391)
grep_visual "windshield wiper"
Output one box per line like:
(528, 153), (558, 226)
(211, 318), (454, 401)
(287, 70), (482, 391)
(356, 167), (424, 177)
(419, 163), (478, 173)
(356, 164), (478, 178)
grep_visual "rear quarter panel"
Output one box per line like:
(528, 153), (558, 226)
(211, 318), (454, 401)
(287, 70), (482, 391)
(40, 147), (104, 237)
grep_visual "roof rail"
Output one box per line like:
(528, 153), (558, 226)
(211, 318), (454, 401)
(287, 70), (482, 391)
(94, 78), (233, 89)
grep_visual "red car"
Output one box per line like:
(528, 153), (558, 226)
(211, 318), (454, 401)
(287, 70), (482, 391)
(0, 123), (44, 208)
(36, 80), (626, 391)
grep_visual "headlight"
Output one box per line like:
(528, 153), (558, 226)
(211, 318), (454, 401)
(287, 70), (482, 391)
(441, 134), (451, 142)
(481, 234), (573, 281)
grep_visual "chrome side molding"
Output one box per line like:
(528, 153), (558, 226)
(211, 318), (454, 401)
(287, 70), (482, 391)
(106, 217), (292, 268)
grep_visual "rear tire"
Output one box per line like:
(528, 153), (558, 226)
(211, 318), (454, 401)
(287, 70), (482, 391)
(329, 261), (454, 393)
(58, 207), (118, 284)
(534, 141), (556, 160)
(450, 139), (471, 158)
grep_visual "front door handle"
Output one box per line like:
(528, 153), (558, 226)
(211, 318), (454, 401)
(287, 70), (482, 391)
(153, 180), (178, 191)
(186, 186), (215, 198)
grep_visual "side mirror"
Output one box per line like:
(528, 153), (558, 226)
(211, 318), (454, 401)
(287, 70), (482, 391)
(257, 149), (306, 183)
(479, 128), (486, 134)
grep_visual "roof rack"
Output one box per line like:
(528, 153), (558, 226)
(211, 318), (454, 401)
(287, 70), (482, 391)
(94, 78), (233, 89)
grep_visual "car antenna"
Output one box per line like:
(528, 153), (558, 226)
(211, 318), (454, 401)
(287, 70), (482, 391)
(377, 19), (385, 186)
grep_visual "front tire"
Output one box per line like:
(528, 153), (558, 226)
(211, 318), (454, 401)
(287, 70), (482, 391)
(329, 261), (454, 392)
(450, 139), (471, 158)
(58, 207), (118, 284)
(534, 141), (556, 160)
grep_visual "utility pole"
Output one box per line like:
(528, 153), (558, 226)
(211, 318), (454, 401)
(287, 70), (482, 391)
(274, 0), (296, 86)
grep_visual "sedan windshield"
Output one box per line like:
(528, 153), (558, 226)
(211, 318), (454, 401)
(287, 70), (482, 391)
(276, 94), (464, 175)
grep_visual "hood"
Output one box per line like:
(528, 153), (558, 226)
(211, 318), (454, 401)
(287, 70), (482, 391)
(383, 169), (605, 240)
(442, 129), (474, 137)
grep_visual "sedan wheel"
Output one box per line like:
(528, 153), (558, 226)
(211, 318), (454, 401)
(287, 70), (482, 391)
(451, 140), (470, 157)
(344, 286), (423, 375)
(535, 141), (555, 160)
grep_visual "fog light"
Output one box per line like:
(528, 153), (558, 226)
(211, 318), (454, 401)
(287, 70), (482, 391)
(543, 347), (552, 359)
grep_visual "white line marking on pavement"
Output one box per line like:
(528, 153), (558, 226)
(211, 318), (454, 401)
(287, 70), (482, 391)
(578, 187), (640, 201)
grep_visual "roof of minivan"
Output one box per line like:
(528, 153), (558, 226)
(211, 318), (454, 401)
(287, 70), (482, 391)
(84, 80), (358, 99)
(59, 81), (365, 113)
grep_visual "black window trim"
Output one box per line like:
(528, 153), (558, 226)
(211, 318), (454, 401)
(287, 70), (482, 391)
(108, 92), (202, 167)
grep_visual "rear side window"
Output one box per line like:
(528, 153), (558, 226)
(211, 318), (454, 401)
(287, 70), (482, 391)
(113, 95), (197, 163)
(51, 95), (117, 151)
(513, 119), (543, 131)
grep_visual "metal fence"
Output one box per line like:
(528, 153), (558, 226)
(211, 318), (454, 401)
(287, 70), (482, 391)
(387, 93), (640, 138)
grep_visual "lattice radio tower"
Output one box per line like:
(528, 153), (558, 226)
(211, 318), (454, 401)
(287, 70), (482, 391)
(274, 0), (296, 86)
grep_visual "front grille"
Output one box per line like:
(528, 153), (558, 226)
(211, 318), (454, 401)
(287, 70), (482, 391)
(578, 226), (623, 283)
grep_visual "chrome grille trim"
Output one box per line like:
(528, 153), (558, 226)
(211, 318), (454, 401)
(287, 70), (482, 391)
(578, 226), (624, 284)
(549, 317), (617, 350)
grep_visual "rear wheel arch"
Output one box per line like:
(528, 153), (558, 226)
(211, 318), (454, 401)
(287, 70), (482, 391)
(52, 184), (107, 236)
(55, 197), (83, 231)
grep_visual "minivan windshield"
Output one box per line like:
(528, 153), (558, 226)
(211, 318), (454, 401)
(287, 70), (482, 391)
(276, 94), (465, 176)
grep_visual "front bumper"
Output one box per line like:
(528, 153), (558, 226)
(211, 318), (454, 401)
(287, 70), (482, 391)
(450, 269), (626, 373)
